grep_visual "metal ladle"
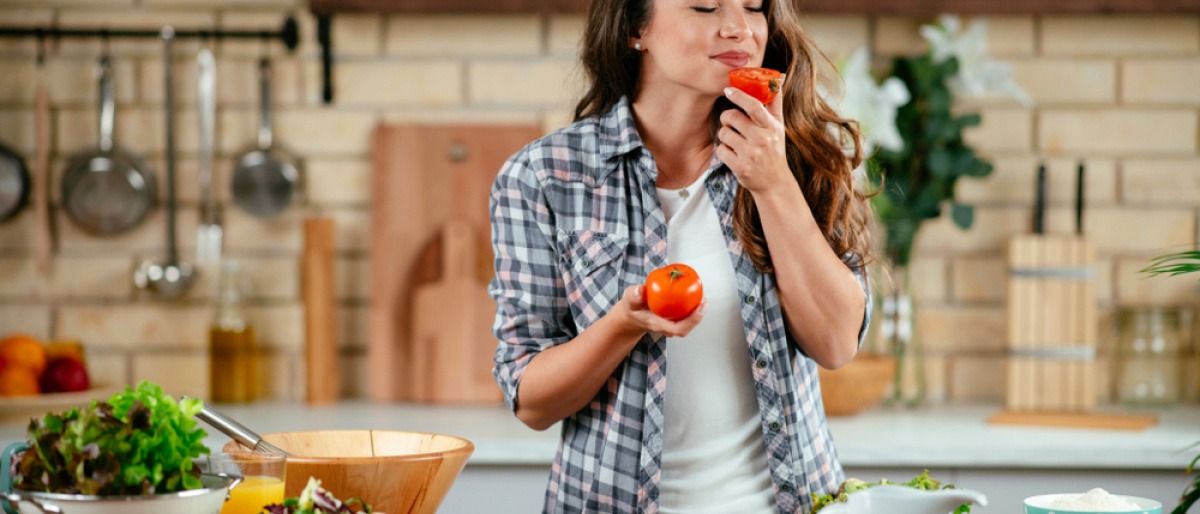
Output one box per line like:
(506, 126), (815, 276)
(134, 26), (195, 299)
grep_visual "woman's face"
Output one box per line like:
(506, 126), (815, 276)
(636, 0), (769, 100)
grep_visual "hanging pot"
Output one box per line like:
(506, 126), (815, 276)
(61, 52), (157, 236)
(231, 56), (300, 219)
(0, 142), (29, 223)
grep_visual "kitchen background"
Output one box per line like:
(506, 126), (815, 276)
(0, 0), (1197, 405)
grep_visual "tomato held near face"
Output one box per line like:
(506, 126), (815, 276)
(643, 263), (704, 322)
(728, 67), (782, 104)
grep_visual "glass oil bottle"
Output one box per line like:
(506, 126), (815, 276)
(210, 259), (258, 403)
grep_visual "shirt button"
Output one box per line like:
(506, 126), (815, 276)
(780, 483), (792, 493)
(756, 359), (768, 369)
(580, 258), (591, 268)
(769, 421), (781, 431)
(712, 182), (724, 191)
(745, 295), (757, 304)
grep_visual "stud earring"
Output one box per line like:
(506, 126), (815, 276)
(634, 42), (643, 51)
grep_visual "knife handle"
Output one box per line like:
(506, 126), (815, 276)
(1033, 162), (1046, 235)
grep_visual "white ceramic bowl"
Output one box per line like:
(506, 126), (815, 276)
(816, 485), (988, 514)
(1024, 493), (1163, 514)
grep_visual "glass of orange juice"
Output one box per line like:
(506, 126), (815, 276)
(206, 451), (287, 514)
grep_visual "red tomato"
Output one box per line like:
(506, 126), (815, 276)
(728, 67), (783, 104)
(643, 263), (704, 322)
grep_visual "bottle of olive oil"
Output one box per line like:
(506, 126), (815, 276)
(210, 259), (258, 403)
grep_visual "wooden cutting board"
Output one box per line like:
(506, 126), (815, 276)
(409, 220), (501, 404)
(369, 123), (542, 401)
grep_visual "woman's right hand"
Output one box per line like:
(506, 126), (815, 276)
(616, 285), (707, 338)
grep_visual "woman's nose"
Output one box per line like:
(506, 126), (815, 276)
(719, 10), (753, 39)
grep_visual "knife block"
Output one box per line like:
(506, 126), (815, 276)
(1006, 234), (1097, 412)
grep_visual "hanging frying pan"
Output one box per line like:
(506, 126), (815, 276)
(231, 56), (300, 219)
(0, 141), (29, 223)
(61, 52), (157, 235)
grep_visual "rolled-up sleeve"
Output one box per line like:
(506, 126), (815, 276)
(489, 154), (573, 411)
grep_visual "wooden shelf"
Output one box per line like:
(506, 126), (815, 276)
(310, 0), (1200, 15)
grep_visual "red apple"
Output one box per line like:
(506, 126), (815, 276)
(40, 357), (90, 393)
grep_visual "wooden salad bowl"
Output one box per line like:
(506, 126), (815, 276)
(223, 430), (473, 514)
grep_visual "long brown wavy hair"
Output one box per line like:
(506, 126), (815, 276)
(574, 0), (874, 273)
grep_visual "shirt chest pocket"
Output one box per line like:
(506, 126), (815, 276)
(557, 230), (629, 323)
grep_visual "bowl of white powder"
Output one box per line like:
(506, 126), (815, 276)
(1024, 488), (1162, 514)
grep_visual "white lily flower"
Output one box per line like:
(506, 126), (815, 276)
(830, 48), (911, 154)
(920, 14), (1032, 106)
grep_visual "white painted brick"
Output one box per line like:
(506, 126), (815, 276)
(379, 108), (542, 126)
(85, 353), (130, 392)
(333, 60), (461, 107)
(804, 16), (870, 60)
(0, 305), (52, 340)
(56, 208), (191, 254)
(468, 58), (581, 107)
(58, 305), (211, 350)
(1122, 157), (1200, 205)
(1042, 16), (1200, 57)
(548, 14), (587, 57)
(142, 0), (299, 7)
(141, 56), (302, 108)
(332, 14), (382, 56)
(248, 304), (304, 351)
(895, 257), (948, 304)
(339, 305), (368, 349)
(952, 256), (1007, 303)
(56, 10), (217, 56)
(274, 108), (376, 156)
(0, 107), (33, 155)
(0, 256), (135, 300)
(328, 208), (371, 252)
(984, 16), (1036, 58)
(1010, 58), (1116, 105)
(956, 156), (1117, 206)
(949, 355), (1007, 402)
(305, 158), (371, 206)
(963, 108), (1033, 152)
(915, 206), (1028, 254)
(221, 207), (303, 252)
(873, 17), (926, 57)
(261, 351), (300, 401)
(339, 351), (369, 398)
(1039, 109), (1197, 155)
(131, 353), (207, 398)
(917, 305), (1007, 352)
(339, 257), (370, 301)
(1074, 207), (1194, 252)
(387, 14), (541, 57)
(1123, 59), (1200, 105)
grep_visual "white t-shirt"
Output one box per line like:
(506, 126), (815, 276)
(656, 169), (775, 514)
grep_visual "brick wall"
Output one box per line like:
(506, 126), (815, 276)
(0, 1), (1196, 404)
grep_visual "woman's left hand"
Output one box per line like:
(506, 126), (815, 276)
(717, 78), (791, 194)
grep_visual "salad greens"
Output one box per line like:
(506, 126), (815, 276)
(13, 381), (209, 495)
(264, 477), (374, 514)
(810, 470), (972, 514)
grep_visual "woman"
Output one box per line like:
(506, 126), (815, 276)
(489, 0), (873, 511)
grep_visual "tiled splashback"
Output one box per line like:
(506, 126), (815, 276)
(0, 1), (1196, 403)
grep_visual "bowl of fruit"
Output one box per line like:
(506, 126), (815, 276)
(0, 333), (110, 422)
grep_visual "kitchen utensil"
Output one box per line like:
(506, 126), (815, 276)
(368, 123), (540, 401)
(815, 485), (987, 514)
(32, 54), (51, 274)
(221, 430), (473, 514)
(188, 397), (290, 455)
(1075, 160), (1085, 235)
(302, 216), (338, 405)
(0, 141), (29, 223)
(60, 52), (156, 236)
(1024, 493), (1161, 514)
(231, 57), (298, 219)
(134, 27), (195, 300)
(1032, 161), (1046, 235)
(195, 46), (221, 265)
(409, 220), (501, 404)
(2, 442), (240, 514)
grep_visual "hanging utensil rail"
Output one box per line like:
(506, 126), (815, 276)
(0, 16), (299, 51)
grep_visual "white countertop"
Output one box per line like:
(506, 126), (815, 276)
(2, 402), (1196, 471)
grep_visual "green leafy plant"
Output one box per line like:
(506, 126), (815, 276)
(13, 381), (209, 495)
(865, 53), (992, 268)
(810, 470), (972, 514)
(1142, 250), (1200, 279)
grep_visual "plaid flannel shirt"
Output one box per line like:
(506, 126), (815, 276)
(489, 96), (871, 514)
